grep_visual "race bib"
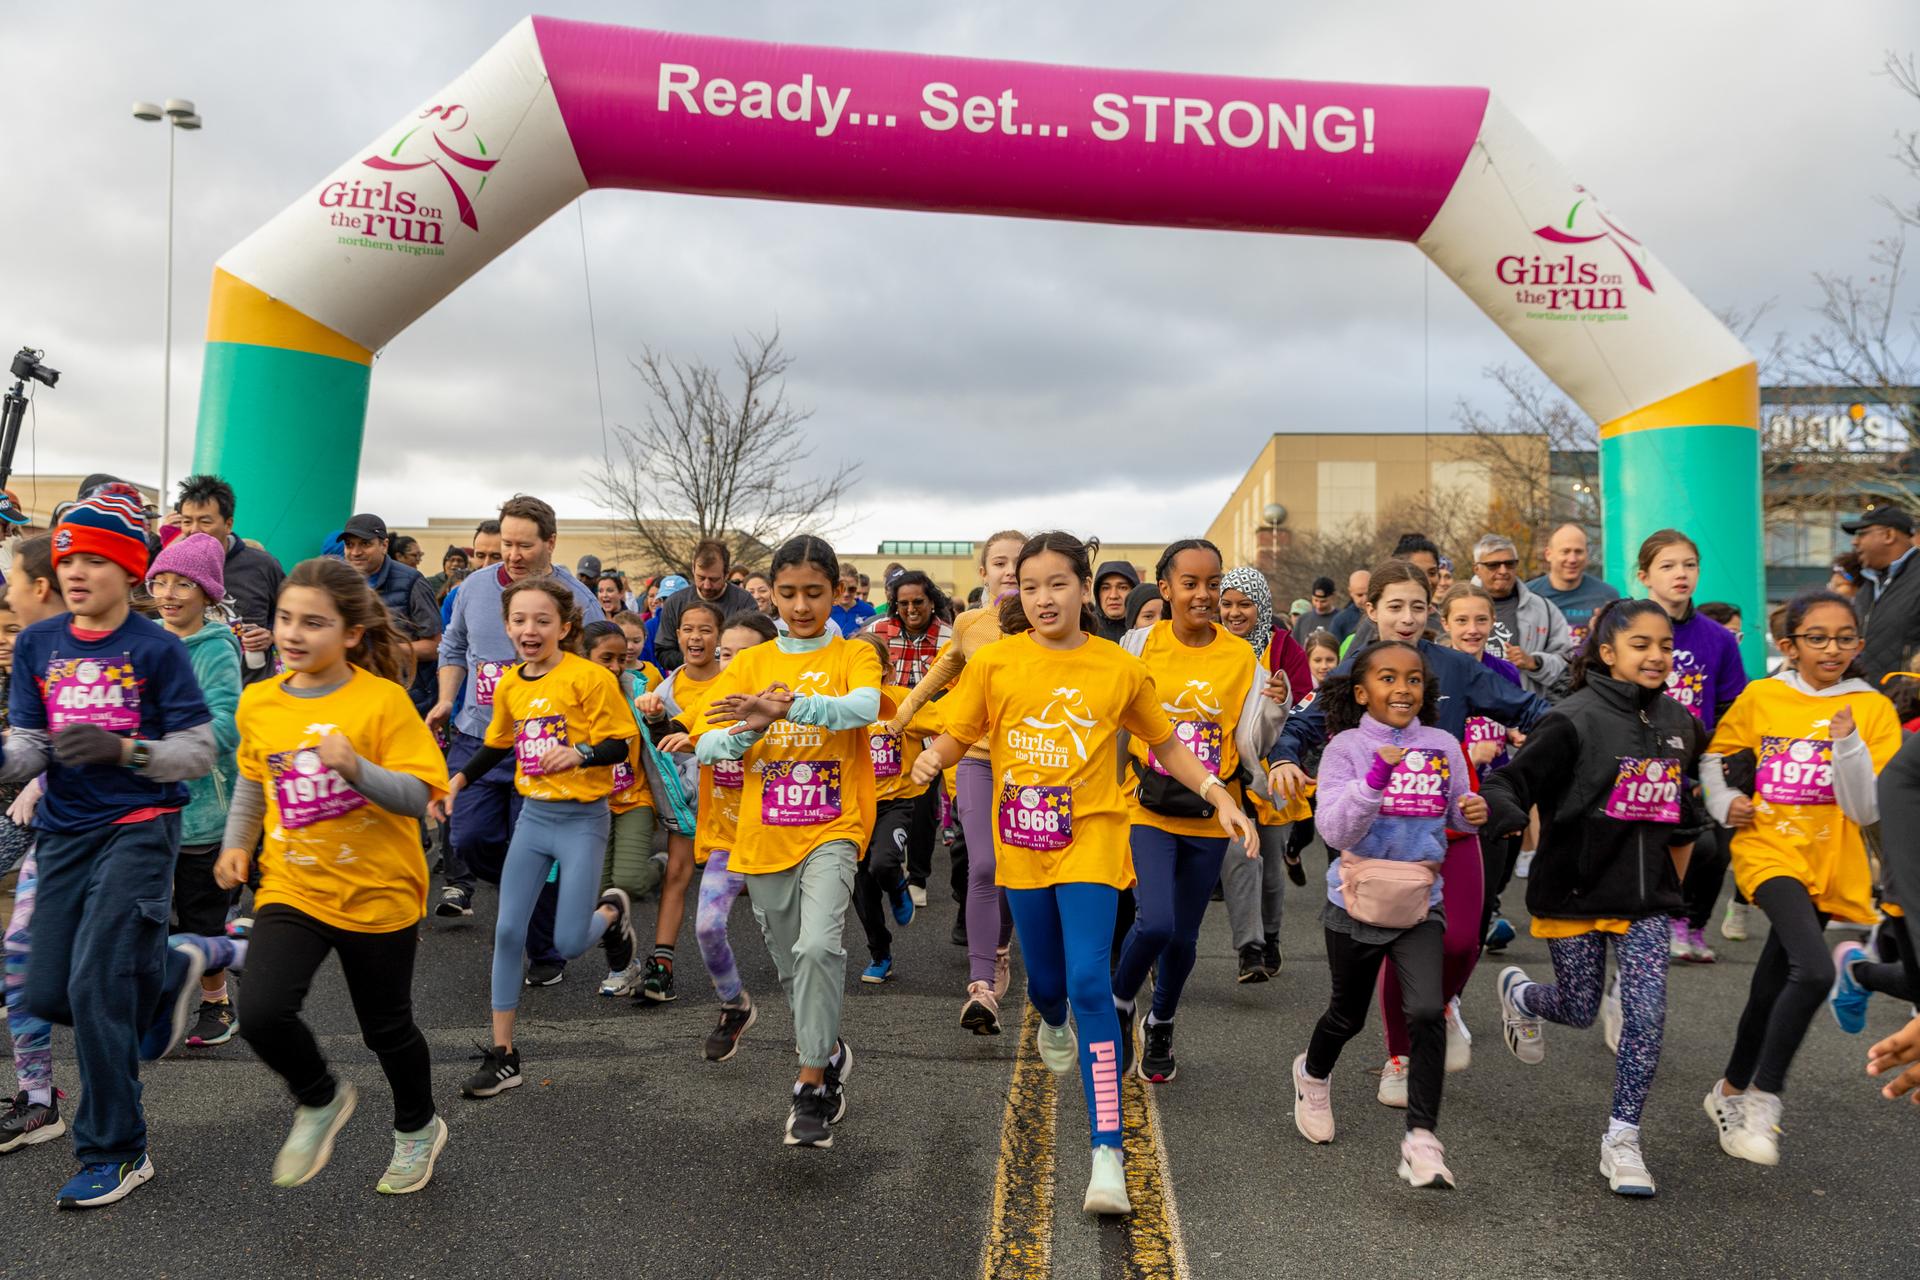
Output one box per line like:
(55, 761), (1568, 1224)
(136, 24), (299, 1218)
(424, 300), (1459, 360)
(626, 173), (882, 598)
(1604, 757), (1681, 823)
(473, 660), (509, 708)
(1150, 720), (1223, 777)
(44, 655), (140, 732)
(515, 715), (569, 777)
(1380, 749), (1451, 817)
(1664, 665), (1706, 720)
(869, 732), (902, 779)
(267, 747), (367, 829)
(999, 782), (1073, 851)
(1756, 737), (1835, 806)
(760, 760), (842, 826)
(714, 758), (745, 790)
(611, 760), (637, 795)
(1463, 716), (1507, 750)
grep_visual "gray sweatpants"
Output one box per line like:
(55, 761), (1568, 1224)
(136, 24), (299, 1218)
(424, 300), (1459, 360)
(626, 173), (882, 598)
(1222, 822), (1291, 951)
(745, 839), (858, 1068)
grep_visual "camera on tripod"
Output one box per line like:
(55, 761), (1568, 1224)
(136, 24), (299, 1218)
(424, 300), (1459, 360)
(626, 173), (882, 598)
(1, 346), (60, 524)
(10, 347), (59, 389)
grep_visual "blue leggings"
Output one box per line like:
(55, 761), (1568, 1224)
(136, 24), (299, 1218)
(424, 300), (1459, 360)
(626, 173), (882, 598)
(1006, 883), (1124, 1150)
(1111, 826), (1228, 1021)
(490, 798), (612, 1012)
(1517, 915), (1668, 1126)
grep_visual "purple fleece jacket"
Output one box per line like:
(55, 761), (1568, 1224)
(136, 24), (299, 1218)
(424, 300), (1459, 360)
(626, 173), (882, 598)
(1317, 714), (1477, 911)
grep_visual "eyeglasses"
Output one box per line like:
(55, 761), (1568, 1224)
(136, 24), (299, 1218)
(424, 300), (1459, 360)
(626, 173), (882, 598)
(1476, 559), (1519, 572)
(1786, 633), (1864, 650)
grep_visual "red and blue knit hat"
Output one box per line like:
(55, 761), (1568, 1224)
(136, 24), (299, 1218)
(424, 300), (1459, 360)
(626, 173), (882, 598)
(52, 490), (150, 580)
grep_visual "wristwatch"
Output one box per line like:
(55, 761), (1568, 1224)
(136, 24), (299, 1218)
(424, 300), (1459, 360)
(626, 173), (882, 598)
(129, 740), (153, 771)
(1199, 775), (1225, 798)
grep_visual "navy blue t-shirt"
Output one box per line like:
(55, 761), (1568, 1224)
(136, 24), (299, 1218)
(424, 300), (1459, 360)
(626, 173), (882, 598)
(9, 611), (212, 832)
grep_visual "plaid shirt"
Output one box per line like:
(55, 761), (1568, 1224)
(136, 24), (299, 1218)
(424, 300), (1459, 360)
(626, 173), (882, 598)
(870, 616), (949, 690)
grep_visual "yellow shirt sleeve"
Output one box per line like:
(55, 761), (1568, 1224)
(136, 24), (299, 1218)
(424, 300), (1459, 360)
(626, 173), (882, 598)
(483, 673), (518, 750)
(1118, 669), (1174, 747)
(938, 655), (992, 749)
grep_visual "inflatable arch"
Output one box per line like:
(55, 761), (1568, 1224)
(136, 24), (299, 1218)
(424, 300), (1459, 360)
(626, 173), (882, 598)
(193, 15), (1762, 666)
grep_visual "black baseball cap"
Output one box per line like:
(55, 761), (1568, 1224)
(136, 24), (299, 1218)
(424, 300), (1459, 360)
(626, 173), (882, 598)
(576, 554), (603, 579)
(1841, 505), (1915, 536)
(341, 513), (389, 542)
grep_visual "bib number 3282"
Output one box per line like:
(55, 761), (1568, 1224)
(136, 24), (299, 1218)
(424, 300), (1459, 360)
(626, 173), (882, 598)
(1379, 750), (1450, 818)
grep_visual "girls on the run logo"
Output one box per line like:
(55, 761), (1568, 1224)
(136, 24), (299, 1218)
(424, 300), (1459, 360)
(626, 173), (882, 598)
(1495, 186), (1652, 319)
(320, 103), (499, 251)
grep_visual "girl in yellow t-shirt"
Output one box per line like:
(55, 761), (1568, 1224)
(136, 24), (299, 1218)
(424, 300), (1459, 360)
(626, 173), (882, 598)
(1701, 589), (1901, 1167)
(913, 531), (1256, 1218)
(583, 620), (662, 998)
(692, 537), (883, 1149)
(205, 558), (450, 1194)
(432, 578), (637, 1101)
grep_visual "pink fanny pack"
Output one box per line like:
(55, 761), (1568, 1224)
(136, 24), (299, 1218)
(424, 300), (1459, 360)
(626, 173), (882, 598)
(1337, 852), (1437, 929)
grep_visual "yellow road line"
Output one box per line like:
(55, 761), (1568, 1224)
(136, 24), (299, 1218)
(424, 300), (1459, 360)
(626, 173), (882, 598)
(981, 1004), (1058, 1280)
(1116, 1075), (1189, 1280)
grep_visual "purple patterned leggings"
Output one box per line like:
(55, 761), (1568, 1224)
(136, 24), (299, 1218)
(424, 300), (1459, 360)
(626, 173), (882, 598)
(1517, 915), (1669, 1125)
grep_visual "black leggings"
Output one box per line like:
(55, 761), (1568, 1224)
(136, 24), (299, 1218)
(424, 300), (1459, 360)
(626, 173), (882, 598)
(1478, 832), (1524, 941)
(240, 904), (435, 1131)
(1859, 912), (1920, 1001)
(1679, 825), (1730, 931)
(1306, 919), (1446, 1132)
(1724, 877), (1833, 1095)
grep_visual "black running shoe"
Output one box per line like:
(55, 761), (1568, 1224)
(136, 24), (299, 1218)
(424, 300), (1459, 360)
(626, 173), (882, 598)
(1116, 1002), (1138, 1078)
(1237, 944), (1268, 984)
(823, 1039), (853, 1123)
(1262, 934), (1282, 978)
(1283, 851), (1307, 887)
(785, 1085), (836, 1148)
(0, 1090), (65, 1153)
(185, 1000), (238, 1047)
(599, 889), (635, 973)
(638, 955), (677, 1003)
(524, 961), (565, 987)
(435, 885), (473, 918)
(705, 1000), (758, 1063)
(1138, 1019), (1177, 1083)
(461, 1044), (522, 1098)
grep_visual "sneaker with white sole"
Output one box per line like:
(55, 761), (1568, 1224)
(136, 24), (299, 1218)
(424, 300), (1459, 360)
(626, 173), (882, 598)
(960, 981), (1001, 1036)
(907, 884), (927, 908)
(55, 1155), (155, 1210)
(1720, 899), (1750, 942)
(434, 885), (473, 918)
(1668, 918), (1691, 960)
(377, 1116), (449, 1195)
(1601, 975), (1623, 1054)
(1397, 1127), (1455, 1190)
(1599, 1127), (1656, 1196)
(1083, 1146), (1131, 1215)
(1037, 1019), (1078, 1075)
(1732, 1089), (1783, 1166)
(1514, 848), (1535, 878)
(598, 888), (635, 973)
(1703, 1080), (1778, 1165)
(993, 946), (1013, 1002)
(1445, 997), (1471, 1072)
(1497, 966), (1545, 1065)
(1376, 1056), (1409, 1108)
(1829, 941), (1871, 1034)
(1293, 1053), (1335, 1143)
(599, 961), (644, 997)
(271, 1082), (358, 1188)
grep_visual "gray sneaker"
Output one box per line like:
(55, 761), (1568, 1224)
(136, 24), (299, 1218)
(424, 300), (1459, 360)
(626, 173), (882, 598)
(377, 1115), (449, 1195)
(271, 1082), (358, 1188)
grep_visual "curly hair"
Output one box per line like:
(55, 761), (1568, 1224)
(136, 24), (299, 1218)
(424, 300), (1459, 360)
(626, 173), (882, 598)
(1320, 640), (1438, 736)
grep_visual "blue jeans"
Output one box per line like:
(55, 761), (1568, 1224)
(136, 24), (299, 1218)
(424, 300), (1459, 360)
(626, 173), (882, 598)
(28, 814), (180, 1164)
(1006, 883), (1123, 1150)
(490, 798), (613, 1012)
(446, 731), (563, 967)
(1111, 826), (1228, 1021)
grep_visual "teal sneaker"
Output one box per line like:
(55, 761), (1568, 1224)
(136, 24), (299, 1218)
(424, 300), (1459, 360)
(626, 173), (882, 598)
(377, 1115), (449, 1195)
(1829, 941), (1871, 1034)
(271, 1082), (358, 1188)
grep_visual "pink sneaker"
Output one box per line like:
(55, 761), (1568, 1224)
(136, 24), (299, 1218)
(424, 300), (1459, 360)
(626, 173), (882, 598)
(1686, 924), (1717, 964)
(1293, 1053), (1335, 1144)
(1398, 1127), (1456, 1189)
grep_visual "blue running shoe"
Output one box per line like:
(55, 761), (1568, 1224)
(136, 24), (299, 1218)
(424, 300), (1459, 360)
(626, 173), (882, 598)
(889, 887), (915, 929)
(140, 939), (206, 1061)
(1829, 941), (1870, 1034)
(1485, 918), (1515, 952)
(861, 957), (894, 984)
(56, 1155), (155, 1209)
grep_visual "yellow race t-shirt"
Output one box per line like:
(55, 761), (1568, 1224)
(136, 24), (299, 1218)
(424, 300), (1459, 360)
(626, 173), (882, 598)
(483, 651), (629, 803)
(607, 662), (666, 815)
(693, 635), (884, 875)
(871, 685), (943, 803)
(678, 670), (741, 867)
(940, 632), (1173, 891)
(1707, 676), (1902, 923)
(1125, 621), (1259, 838)
(237, 667), (449, 932)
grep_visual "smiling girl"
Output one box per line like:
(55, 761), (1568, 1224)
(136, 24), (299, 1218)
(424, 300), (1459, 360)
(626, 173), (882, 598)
(433, 578), (637, 1100)
(581, 620), (664, 997)
(1438, 584), (1528, 957)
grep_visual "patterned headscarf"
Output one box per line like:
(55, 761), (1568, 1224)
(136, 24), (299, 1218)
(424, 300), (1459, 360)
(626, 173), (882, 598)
(1221, 566), (1273, 659)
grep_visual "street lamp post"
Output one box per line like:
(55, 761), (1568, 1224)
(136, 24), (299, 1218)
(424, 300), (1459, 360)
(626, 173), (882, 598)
(132, 98), (203, 503)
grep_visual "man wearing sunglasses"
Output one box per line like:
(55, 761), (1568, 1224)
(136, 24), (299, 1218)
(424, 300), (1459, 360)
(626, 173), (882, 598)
(1846, 504), (1920, 685)
(1472, 532), (1573, 699)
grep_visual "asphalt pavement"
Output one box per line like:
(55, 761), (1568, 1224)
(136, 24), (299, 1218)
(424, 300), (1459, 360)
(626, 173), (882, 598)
(2, 841), (1914, 1279)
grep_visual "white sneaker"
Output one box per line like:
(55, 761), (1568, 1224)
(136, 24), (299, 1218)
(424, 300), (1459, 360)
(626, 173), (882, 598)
(1377, 1056), (1409, 1108)
(1036, 1019), (1078, 1075)
(1668, 919), (1691, 960)
(908, 884), (927, 908)
(1515, 848), (1536, 878)
(1599, 1127), (1656, 1196)
(598, 961), (644, 997)
(1445, 997), (1471, 1072)
(1497, 966), (1545, 1064)
(1601, 975), (1623, 1054)
(1293, 1053), (1335, 1143)
(1397, 1127), (1455, 1190)
(1703, 1080), (1778, 1165)
(1720, 900), (1749, 941)
(1083, 1146), (1131, 1215)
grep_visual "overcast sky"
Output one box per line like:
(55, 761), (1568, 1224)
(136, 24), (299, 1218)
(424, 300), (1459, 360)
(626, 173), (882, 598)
(6, 1), (1916, 551)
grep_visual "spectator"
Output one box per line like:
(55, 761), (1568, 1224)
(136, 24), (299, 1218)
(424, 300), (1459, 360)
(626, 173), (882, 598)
(174, 473), (285, 684)
(1471, 532), (1572, 699)
(341, 513), (442, 714)
(653, 539), (755, 669)
(427, 545), (470, 601)
(1830, 551), (1864, 599)
(742, 569), (773, 615)
(597, 571), (626, 618)
(1325, 569), (1369, 644)
(830, 563), (877, 637)
(1092, 560), (1140, 641)
(1291, 575), (1339, 643)
(440, 520), (501, 627)
(868, 571), (951, 688)
(1525, 523), (1619, 651)
(1846, 504), (1920, 685)
(391, 535), (425, 570)
(575, 555), (602, 593)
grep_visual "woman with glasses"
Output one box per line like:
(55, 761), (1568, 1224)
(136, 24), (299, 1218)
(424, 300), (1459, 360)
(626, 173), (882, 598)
(1699, 590), (1901, 1166)
(1636, 530), (1748, 963)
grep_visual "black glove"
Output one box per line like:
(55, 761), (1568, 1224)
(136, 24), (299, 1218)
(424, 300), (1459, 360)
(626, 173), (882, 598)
(53, 723), (129, 767)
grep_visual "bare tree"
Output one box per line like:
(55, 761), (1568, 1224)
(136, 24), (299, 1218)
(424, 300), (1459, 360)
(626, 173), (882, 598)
(1452, 364), (1599, 567)
(588, 329), (858, 575)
